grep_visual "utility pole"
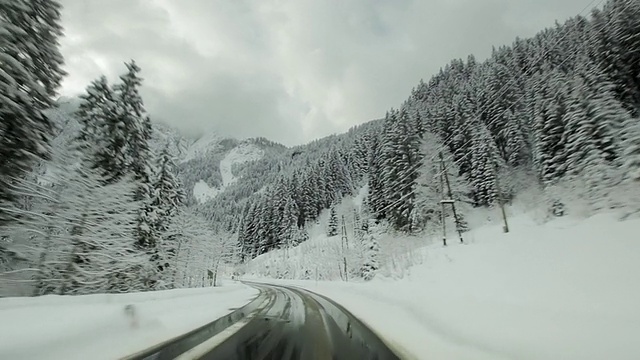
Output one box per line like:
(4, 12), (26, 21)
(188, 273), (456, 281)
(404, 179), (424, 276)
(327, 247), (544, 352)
(438, 162), (447, 247)
(493, 163), (509, 233)
(440, 152), (464, 244)
(341, 215), (349, 282)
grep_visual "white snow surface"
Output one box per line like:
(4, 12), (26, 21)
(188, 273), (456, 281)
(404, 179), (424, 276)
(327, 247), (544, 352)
(192, 179), (221, 204)
(0, 283), (257, 360)
(247, 212), (640, 360)
(219, 142), (263, 187)
(352, 184), (369, 211)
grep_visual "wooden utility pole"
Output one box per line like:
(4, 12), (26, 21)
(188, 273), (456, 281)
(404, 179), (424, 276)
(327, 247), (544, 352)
(493, 163), (509, 233)
(438, 162), (447, 247)
(341, 215), (349, 282)
(440, 152), (464, 244)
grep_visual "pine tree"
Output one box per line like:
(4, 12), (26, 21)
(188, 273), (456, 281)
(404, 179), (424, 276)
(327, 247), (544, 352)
(59, 168), (145, 295)
(620, 116), (640, 181)
(414, 111), (425, 138)
(0, 0), (54, 223)
(360, 221), (379, 281)
(367, 133), (386, 219)
(149, 144), (186, 286)
(0, 0), (65, 109)
(280, 195), (299, 247)
(16, 0), (66, 108)
(111, 62), (157, 262)
(469, 124), (501, 206)
(592, 0), (640, 113)
(533, 70), (569, 183)
(563, 68), (622, 179)
(413, 132), (470, 232)
(75, 76), (126, 181)
(327, 206), (338, 237)
(500, 108), (528, 166)
(381, 109), (423, 230)
(3, 143), (146, 296)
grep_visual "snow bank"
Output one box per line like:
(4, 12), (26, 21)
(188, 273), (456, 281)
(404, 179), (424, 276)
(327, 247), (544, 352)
(254, 213), (640, 360)
(0, 283), (257, 360)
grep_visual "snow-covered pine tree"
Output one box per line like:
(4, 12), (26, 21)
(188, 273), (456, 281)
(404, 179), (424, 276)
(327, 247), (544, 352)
(280, 195), (299, 248)
(0, 160), (68, 296)
(3, 141), (146, 296)
(327, 206), (339, 237)
(300, 171), (318, 225)
(448, 89), (474, 177)
(414, 110), (425, 138)
(75, 76), (129, 183)
(149, 144), (186, 287)
(108, 62), (158, 285)
(289, 171), (306, 228)
(533, 69), (569, 184)
(564, 75), (608, 177)
(620, 116), (640, 182)
(562, 63), (627, 208)
(163, 207), (196, 287)
(500, 108), (529, 167)
(381, 110), (402, 221)
(592, 0), (640, 114)
(16, 0), (66, 109)
(381, 109), (423, 231)
(360, 220), (379, 281)
(469, 124), (501, 206)
(367, 132), (386, 220)
(327, 149), (353, 199)
(0, 1), (54, 224)
(579, 56), (626, 164)
(352, 134), (370, 176)
(413, 132), (470, 232)
(398, 110), (424, 232)
(58, 169), (145, 295)
(238, 200), (257, 261)
(166, 209), (217, 287)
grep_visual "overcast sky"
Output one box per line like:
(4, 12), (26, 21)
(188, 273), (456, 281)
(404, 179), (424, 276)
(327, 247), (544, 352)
(58, 0), (593, 146)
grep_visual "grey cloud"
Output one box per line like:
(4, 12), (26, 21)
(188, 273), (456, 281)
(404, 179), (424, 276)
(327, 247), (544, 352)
(58, 0), (592, 146)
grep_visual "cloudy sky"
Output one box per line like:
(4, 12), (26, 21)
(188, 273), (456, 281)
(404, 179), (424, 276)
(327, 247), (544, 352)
(58, 0), (593, 146)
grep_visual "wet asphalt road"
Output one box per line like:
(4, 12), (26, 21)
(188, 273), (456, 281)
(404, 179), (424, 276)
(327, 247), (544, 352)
(127, 282), (401, 360)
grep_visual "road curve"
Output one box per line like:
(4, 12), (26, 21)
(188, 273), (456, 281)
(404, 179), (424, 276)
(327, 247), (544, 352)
(125, 281), (401, 360)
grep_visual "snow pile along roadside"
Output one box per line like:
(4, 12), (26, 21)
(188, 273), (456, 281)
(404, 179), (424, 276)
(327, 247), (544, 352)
(267, 213), (640, 360)
(0, 283), (258, 360)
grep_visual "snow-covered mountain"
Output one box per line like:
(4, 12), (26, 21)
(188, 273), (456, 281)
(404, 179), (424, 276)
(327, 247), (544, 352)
(190, 141), (266, 204)
(47, 97), (288, 208)
(181, 131), (221, 163)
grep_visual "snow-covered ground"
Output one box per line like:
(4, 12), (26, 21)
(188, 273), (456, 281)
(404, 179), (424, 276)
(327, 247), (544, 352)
(192, 179), (221, 204)
(0, 283), (257, 360)
(247, 212), (640, 360)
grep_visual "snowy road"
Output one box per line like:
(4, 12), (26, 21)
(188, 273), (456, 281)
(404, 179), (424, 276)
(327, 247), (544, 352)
(127, 282), (401, 360)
